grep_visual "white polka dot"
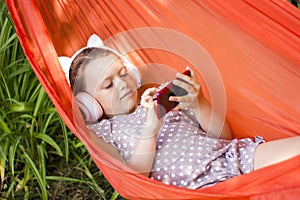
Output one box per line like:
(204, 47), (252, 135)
(192, 174), (198, 179)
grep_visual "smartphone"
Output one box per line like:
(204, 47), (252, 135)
(156, 70), (191, 118)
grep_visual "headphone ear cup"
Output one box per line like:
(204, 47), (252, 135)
(75, 92), (103, 122)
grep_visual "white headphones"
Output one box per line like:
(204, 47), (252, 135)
(58, 34), (141, 123)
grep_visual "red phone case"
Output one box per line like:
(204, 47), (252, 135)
(156, 70), (191, 118)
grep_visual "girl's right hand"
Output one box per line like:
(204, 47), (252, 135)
(140, 87), (163, 134)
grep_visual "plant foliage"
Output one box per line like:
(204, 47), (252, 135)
(0, 1), (122, 199)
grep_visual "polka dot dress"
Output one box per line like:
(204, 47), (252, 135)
(88, 106), (262, 189)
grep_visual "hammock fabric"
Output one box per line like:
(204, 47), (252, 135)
(6, 0), (300, 199)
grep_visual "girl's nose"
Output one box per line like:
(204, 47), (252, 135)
(115, 77), (127, 90)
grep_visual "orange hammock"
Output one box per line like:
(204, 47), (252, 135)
(6, 0), (300, 199)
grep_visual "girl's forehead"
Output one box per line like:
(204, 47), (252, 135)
(84, 54), (123, 79)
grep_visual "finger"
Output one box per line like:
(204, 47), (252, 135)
(141, 96), (151, 108)
(176, 72), (192, 84)
(187, 66), (196, 79)
(169, 95), (194, 104)
(141, 87), (159, 98)
(173, 79), (198, 95)
(176, 75), (200, 91)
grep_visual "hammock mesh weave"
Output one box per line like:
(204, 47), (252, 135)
(5, 0), (300, 199)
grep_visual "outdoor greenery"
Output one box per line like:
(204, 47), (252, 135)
(289, 0), (300, 7)
(0, 0), (298, 199)
(0, 1), (123, 199)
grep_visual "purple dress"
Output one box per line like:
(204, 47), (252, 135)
(88, 106), (262, 189)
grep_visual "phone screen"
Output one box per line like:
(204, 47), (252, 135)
(156, 70), (191, 118)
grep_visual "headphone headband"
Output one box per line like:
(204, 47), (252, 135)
(58, 34), (141, 87)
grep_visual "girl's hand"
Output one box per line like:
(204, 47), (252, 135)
(169, 67), (205, 112)
(140, 87), (163, 134)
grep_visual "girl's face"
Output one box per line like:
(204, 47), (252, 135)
(83, 54), (138, 117)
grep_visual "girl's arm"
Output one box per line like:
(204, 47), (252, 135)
(89, 127), (157, 177)
(194, 93), (232, 140)
(88, 130), (125, 161)
(170, 67), (232, 140)
(126, 125), (158, 176)
(127, 87), (163, 177)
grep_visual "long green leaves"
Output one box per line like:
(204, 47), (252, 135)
(0, 1), (65, 199)
(0, 1), (122, 199)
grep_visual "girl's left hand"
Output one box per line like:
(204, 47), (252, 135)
(140, 87), (163, 132)
(169, 67), (204, 111)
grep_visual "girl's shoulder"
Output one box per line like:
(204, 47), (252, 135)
(88, 105), (146, 130)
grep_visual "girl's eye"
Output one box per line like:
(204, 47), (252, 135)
(120, 73), (128, 78)
(104, 82), (113, 89)
(120, 67), (128, 78)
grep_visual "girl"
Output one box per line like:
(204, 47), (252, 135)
(60, 35), (300, 189)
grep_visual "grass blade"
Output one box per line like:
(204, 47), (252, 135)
(37, 145), (46, 186)
(35, 133), (63, 157)
(0, 138), (10, 187)
(8, 136), (22, 177)
(22, 151), (47, 200)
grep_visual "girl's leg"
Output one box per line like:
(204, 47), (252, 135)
(254, 136), (300, 170)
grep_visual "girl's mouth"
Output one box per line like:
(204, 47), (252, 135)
(120, 90), (133, 100)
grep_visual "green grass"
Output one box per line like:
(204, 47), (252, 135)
(0, 1), (123, 199)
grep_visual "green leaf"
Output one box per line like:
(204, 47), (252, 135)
(8, 136), (21, 176)
(9, 101), (35, 112)
(35, 133), (63, 156)
(0, 116), (11, 133)
(37, 144), (46, 184)
(23, 152), (48, 200)
(46, 176), (92, 184)
(110, 190), (120, 200)
(60, 118), (69, 163)
(33, 87), (46, 117)
(0, 138), (10, 185)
